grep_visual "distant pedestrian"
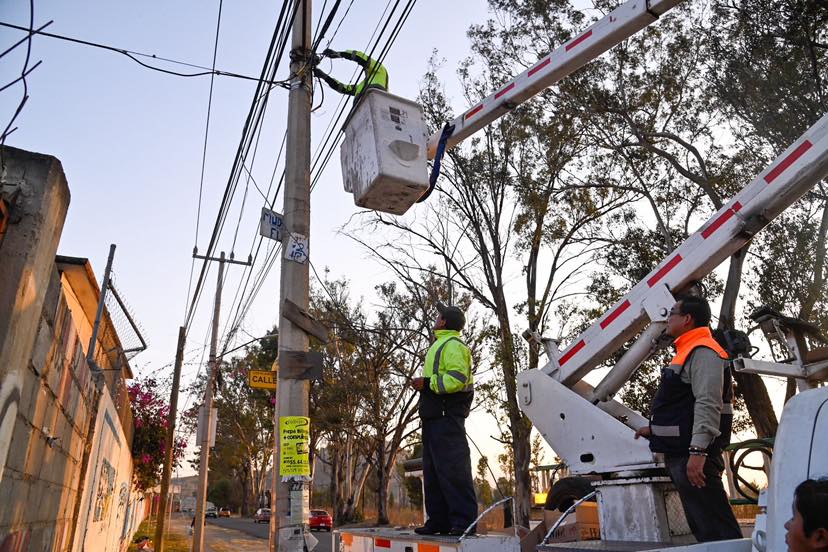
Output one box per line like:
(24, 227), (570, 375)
(134, 535), (154, 551)
(411, 302), (476, 536)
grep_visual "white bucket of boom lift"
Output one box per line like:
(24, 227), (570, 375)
(340, 89), (429, 215)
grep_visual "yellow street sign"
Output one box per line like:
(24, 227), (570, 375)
(248, 369), (277, 390)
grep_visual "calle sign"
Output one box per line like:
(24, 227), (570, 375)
(248, 369), (277, 390)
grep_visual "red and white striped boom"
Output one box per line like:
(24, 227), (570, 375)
(545, 114), (828, 390)
(426, 0), (683, 158)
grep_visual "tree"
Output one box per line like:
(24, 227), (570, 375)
(129, 378), (186, 491)
(309, 276), (440, 524)
(708, 0), (828, 406)
(182, 331), (278, 515)
(475, 456), (494, 506)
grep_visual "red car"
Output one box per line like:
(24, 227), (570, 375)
(309, 509), (333, 531)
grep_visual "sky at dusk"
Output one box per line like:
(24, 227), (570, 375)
(0, 0), (792, 481)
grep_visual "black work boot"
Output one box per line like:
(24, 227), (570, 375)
(448, 524), (475, 536)
(414, 525), (447, 535)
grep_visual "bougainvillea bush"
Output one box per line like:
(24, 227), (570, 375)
(128, 378), (187, 491)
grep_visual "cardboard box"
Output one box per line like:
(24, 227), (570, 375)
(543, 503), (601, 544)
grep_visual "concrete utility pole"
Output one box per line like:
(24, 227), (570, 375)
(192, 252), (225, 552)
(154, 325), (186, 552)
(191, 251), (251, 551)
(272, 0), (312, 549)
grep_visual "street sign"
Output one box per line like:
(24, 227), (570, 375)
(260, 207), (285, 242)
(284, 233), (309, 264)
(248, 369), (277, 390)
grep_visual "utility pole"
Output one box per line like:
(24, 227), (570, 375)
(272, 0), (312, 550)
(192, 251), (251, 551)
(154, 325), (186, 552)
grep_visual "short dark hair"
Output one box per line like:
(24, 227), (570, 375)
(437, 303), (465, 331)
(674, 294), (712, 327)
(794, 478), (828, 536)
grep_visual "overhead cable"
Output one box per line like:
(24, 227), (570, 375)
(0, 21), (291, 87)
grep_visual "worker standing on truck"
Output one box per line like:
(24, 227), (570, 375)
(634, 294), (742, 542)
(313, 49), (388, 101)
(410, 303), (477, 536)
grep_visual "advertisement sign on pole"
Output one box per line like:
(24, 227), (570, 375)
(279, 416), (310, 477)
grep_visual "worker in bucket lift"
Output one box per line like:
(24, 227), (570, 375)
(786, 478), (828, 551)
(410, 303), (477, 536)
(634, 294), (742, 542)
(313, 49), (388, 100)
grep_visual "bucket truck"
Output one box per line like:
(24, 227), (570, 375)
(335, 0), (828, 549)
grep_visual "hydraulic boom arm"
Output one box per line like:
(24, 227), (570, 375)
(426, 0), (683, 158)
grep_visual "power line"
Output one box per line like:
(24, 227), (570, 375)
(324, 0), (358, 49)
(214, 0), (420, 358)
(184, 0), (225, 320)
(309, 0), (418, 193)
(0, 21), (291, 87)
(183, 0), (300, 332)
(216, 0), (376, 354)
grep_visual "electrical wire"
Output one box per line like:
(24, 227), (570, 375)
(183, 0), (300, 332)
(216, 0), (385, 353)
(183, 0), (225, 320)
(0, 19), (51, 60)
(309, 0), (418, 193)
(0, 21), (291, 87)
(214, 0), (419, 359)
(323, 0), (358, 50)
(0, 0), (39, 164)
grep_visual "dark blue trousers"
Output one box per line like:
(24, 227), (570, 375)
(666, 455), (742, 542)
(422, 415), (477, 531)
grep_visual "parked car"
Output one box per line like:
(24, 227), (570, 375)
(206, 502), (218, 518)
(219, 507), (231, 518)
(309, 509), (333, 532)
(254, 508), (271, 523)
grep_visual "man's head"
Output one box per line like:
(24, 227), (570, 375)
(434, 302), (465, 332)
(666, 294), (711, 338)
(786, 478), (828, 551)
(134, 535), (152, 549)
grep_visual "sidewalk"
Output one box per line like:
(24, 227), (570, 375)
(169, 515), (267, 552)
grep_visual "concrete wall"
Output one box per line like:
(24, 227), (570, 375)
(0, 146), (70, 487)
(71, 389), (145, 552)
(0, 147), (145, 551)
(0, 270), (100, 551)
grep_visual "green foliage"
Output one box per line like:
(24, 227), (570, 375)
(475, 456), (494, 506)
(128, 378), (186, 491)
(208, 478), (241, 510)
(182, 328), (278, 515)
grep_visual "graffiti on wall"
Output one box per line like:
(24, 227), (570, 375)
(93, 460), (116, 522)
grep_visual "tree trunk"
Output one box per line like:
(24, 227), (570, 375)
(240, 472), (250, 516)
(717, 246), (779, 437)
(493, 296), (532, 527)
(376, 444), (389, 524)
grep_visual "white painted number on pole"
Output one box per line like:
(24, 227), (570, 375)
(285, 233), (308, 264)
(260, 207), (285, 242)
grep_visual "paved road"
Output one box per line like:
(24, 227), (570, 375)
(209, 517), (334, 552)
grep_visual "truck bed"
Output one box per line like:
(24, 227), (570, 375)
(336, 526), (520, 552)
